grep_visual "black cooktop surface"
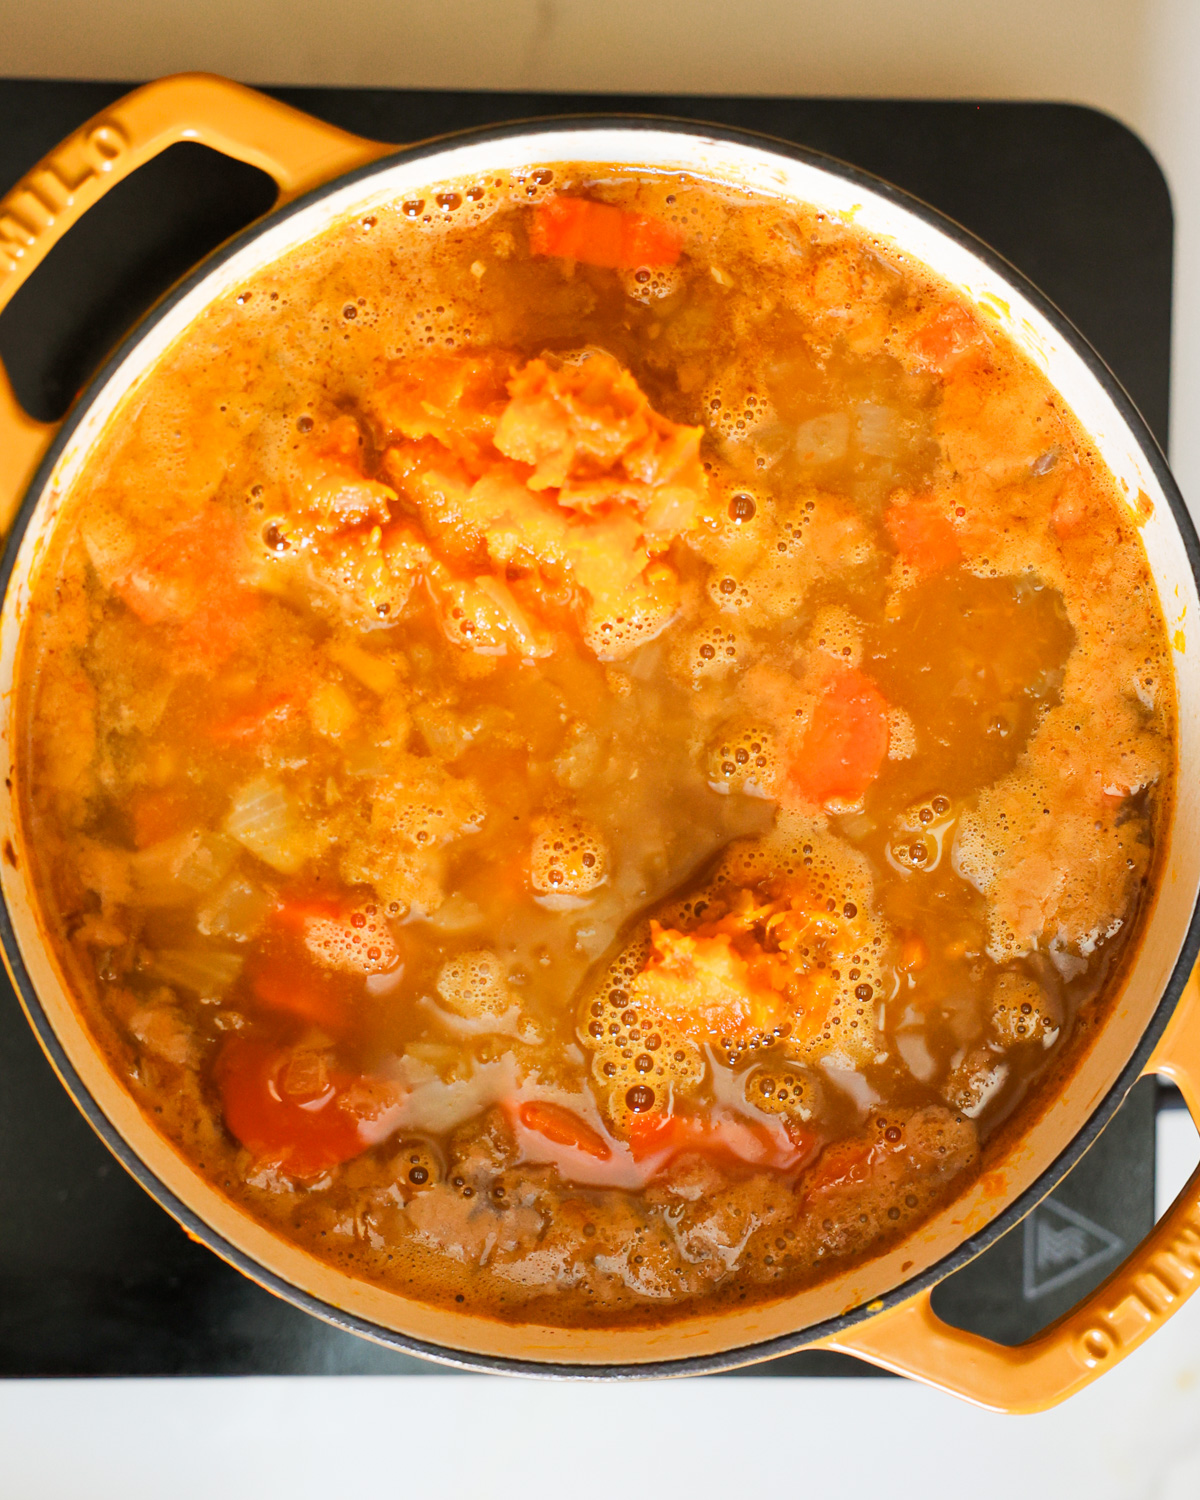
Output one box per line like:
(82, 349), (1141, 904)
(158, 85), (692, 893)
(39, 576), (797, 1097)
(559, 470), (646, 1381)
(0, 80), (1173, 1377)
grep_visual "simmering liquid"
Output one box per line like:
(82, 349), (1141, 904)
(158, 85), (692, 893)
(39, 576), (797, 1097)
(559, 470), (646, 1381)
(17, 165), (1174, 1324)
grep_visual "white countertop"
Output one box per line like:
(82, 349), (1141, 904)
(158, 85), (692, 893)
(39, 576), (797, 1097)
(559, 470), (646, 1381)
(2, 2), (1200, 1492)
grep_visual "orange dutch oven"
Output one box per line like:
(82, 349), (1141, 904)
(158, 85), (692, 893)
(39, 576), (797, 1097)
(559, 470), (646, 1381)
(1, 75), (1199, 1411)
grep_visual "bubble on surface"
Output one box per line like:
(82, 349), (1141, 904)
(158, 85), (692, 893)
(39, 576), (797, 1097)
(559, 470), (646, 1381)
(796, 1105), (980, 1258)
(706, 721), (782, 800)
(392, 788), (484, 851)
(953, 761), (1153, 961)
(746, 1063), (822, 1123)
(393, 1138), (443, 1195)
(695, 814), (888, 1069)
(579, 814), (887, 1131)
(886, 794), (957, 875)
(577, 931), (706, 1136)
(303, 902), (400, 975)
(695, 489), (872, 629)
(807, 604), (862, 667)
(669, 619), (751, 686)
(886, 707), (917, 760)
(436, 949), (512, 1018)
(989, 970), (1060, 1048)
(617, 263), (683, 303)
(530, 813), (609, 897)
(583, 577), (679, 661)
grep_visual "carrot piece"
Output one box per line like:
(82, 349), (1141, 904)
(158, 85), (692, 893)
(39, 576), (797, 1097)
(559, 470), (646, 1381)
(114, 513), (245, 625)
(789, 666), (890, 809)
(215, 1038), (401, 1179)
(209, 688), (306, 745)
(530, 196), (682, 269)
(625, 1111), (687, 1162)
(898, 933), (929, 972)
(271, 896), (344, 933)
(799, 1140), (876, 1198)
(883, 495), (961, 575)
(518, 1100), (613, 1160)
(129, 787), (193, 849)
(248, 952), (352, 1032)
(177, 601), (259, 674)
(625, 1111), (815, 1171)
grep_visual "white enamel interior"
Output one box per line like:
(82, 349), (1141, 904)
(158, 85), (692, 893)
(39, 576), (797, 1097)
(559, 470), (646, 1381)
(0, 125), (1196, 1368)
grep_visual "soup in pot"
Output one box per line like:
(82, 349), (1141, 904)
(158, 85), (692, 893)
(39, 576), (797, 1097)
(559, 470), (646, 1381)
(16, 164), (1174, 1325)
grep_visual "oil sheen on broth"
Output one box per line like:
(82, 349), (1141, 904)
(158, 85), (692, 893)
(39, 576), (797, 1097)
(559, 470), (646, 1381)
(18, 165), (1174, 1325)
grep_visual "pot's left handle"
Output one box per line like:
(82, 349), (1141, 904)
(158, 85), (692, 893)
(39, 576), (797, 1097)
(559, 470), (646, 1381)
(821, 967), (1200, 1413)
(0, 72), (391, 533)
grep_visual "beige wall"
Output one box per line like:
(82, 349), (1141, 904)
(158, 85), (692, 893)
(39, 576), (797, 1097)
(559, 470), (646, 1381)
(0, 0), (1156, 124)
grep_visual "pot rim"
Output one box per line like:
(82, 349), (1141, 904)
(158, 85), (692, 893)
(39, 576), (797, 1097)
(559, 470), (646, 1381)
(2, 110), (1197, 1379)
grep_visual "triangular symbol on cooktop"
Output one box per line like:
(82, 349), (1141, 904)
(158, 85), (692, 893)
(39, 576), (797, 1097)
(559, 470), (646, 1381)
(1022, 1197), (1125, 1301)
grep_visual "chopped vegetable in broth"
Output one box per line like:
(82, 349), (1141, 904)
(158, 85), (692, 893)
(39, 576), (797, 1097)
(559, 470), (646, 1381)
(17, 165), (1174, 1325)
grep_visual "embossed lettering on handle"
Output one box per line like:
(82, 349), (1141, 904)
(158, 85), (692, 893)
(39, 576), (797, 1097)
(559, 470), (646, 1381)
(0, 121), (129, 284)
(1075, 1216), (1200, 1366)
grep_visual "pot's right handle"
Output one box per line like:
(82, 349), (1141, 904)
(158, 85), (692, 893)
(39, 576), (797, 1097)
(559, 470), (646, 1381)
(821, 969), (1200, 1413)
(0, 72), (391, 534)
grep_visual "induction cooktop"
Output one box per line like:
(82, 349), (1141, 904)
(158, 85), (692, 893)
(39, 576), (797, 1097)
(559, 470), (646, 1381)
(0, 80), (1175, 1376)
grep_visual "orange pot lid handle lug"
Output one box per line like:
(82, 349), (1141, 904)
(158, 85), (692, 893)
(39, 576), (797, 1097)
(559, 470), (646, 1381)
(0, 73), (392, 534)
(821, 966), (1200, 1413)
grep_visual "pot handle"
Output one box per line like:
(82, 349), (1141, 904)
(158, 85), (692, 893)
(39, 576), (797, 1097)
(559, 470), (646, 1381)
(0, 72), (389, 534)
(821, 968), (1200, 1412)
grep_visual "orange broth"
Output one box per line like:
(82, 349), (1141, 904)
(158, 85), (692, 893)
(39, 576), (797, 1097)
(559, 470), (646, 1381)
(16, 165), (1175, 1324)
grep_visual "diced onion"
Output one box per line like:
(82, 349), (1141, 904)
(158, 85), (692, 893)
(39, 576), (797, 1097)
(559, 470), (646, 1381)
(77, 840), (132, 908)
(128, 830), (239, 907)
(224, 777), (323, 875)
(840, 812), (877, 841)
(80, 511), (136, 589)
(196, 873), (274, 943)
(421, 892), (486, 934)
(343, 743), (391, 779)
(151, 947), (244, 997)
(894, 1028), (937, 1083)
(854, 402), (902, 459)
(473, 575), (553, 658)
(178, 833), (239, 891)
(308, 681), (358, 740)
(795, 412), (849, 465)
(745, 421), (792, 470)
(327, 639), (396, 695)
(411, 704), (473, 760)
